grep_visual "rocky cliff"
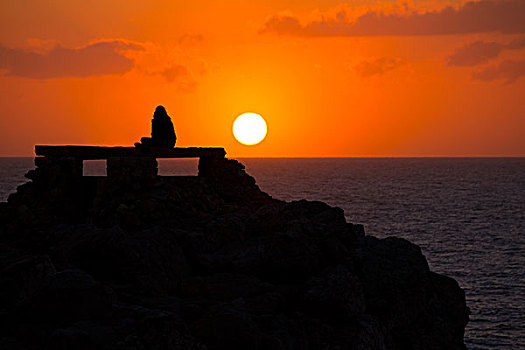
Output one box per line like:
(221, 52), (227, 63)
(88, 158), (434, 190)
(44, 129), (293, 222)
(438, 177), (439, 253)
(0, 156), (469, 349)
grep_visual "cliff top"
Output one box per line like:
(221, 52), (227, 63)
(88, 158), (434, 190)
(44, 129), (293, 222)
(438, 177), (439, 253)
(0, 151), (469, 350)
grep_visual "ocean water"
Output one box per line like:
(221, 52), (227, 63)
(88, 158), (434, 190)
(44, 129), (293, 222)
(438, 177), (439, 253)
(1, 157), (524, 350)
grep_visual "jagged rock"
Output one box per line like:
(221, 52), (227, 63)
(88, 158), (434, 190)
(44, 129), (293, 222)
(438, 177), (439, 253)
(302, 265), (365, 321)
(17, 269), (113, 323)
(51, 225), (190, 294)
(48, 326), (94, 350)
(0, 155), (469, 349)
(193, 307), (262, 349)
(181, 273), (274, 301)
(0, 253), (56, 307)
(112, 304), (203, 350)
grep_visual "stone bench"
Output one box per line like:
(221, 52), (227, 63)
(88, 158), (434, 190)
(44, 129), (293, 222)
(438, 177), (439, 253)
(30, 145), (229, 182)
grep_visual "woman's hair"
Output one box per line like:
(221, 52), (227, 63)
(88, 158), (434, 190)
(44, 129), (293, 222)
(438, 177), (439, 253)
(153, 105), (169, 119)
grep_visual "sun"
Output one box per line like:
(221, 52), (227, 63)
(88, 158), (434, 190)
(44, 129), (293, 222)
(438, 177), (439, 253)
(232, 113), (267, 145)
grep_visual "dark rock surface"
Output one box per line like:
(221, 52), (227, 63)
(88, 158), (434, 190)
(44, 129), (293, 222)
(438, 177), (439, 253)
(0, 157), (469, 349)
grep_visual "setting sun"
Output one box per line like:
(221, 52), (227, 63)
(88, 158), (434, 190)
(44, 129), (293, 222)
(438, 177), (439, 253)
(232, 113), (267, 146)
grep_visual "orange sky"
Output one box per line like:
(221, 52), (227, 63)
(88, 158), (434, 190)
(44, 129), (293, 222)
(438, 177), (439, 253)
(0, 0), (524, 157)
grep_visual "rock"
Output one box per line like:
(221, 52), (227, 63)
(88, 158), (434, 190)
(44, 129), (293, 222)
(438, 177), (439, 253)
(52, 225), (190, 294)
(0, 336), (30, 350)
(0, 252), (56, 307)
(422, 272), (470, 350)
(17, 269), (113, 323)
(48, 326), (94, 350)
(231, 292), (285, 315)
(192, 308), (262, 349)
(355, 236), (468, 350)
(0, 155), (469, 349)
(247, 200), (346, 236)
(227, 234), (323, 282)
(112, 303), (203, 350)
(181, 273), (274, 301)
(302, 265), (365, 321)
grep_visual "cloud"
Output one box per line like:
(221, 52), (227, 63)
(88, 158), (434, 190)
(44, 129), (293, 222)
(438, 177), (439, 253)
(24, 39), (62, 55)
(447, 41), (506, 66)
(160, 64), (189, 82)
(0, 40), (142, 79)
(152, 64), (197, 92)
(447, 37), (525, 66)
(472, 59), (525, 83)
(262, 0), (525, 37)
(354, 57), (405, 77)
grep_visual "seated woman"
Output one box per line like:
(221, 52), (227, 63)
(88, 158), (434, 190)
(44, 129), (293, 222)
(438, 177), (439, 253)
(136, 105), (177, 148)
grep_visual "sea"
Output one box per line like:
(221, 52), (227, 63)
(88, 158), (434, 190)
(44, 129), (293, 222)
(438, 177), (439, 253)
(1, 157), (524, 350)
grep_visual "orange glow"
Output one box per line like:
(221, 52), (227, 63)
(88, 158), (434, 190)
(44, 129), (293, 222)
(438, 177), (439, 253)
(0, 0), (524, 157)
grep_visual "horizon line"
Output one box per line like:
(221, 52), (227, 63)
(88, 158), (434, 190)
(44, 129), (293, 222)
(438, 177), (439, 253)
(1, 155), (524, 159)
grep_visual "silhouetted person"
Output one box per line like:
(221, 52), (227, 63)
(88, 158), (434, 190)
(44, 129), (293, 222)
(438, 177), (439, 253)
(135, 105), (176, 148)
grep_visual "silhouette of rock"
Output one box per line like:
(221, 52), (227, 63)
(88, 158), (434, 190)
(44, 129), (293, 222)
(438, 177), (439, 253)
(136, 105), (177, 148)
(0, 151), (469, 349)
(17, 269), (113, 324)
(0, 251), (56, 307)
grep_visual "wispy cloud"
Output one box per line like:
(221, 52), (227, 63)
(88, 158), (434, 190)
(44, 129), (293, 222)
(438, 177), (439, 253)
(155, 64), (197, 92)
(472, 59), (525, 83)
(354, 57), (405, 77)
(0, 40), (142, 79)
(447, 37), (525, 66)
(159, 64), (189, 82)
(262, 0), (525, 37)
